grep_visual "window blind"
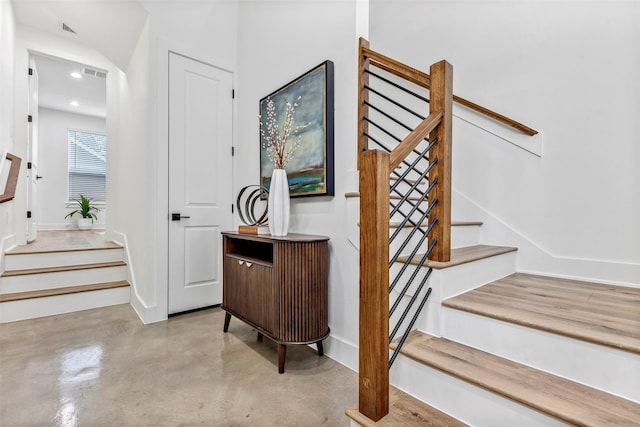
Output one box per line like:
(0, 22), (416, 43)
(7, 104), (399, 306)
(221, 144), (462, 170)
(68, 129), (106, 202)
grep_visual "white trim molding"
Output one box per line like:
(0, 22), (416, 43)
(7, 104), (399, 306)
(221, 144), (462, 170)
(453, 103), (543, 157)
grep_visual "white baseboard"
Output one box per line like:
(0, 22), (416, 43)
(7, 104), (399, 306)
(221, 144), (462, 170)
(453, 103), (543, 157)
(111, 231), (167, 324)
(1, 233), (17, 272)
(323, 334), (358, 373)
(453, 189), (640, 287)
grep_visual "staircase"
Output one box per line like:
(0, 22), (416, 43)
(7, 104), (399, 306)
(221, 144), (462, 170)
(349, 214), (640, 425)
(348, 39), (640, 426)
(0, 232), (130, 323)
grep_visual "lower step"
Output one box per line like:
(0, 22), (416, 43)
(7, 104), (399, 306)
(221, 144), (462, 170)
(346, 386), (467, 426)
(0, 281), (130, 323)
(391, 331), (640, 426)
(442, 273), (640, 402)
(1, 262), (127, 293)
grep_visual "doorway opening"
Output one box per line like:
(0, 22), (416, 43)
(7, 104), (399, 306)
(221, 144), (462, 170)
(29, 53), (107, 236)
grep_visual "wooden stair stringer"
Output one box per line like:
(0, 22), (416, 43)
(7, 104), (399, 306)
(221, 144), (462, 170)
(391, 331), (640, 427)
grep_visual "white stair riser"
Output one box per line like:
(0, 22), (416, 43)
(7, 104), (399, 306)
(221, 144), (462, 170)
(450, 225), (481, 248)
(443, 308), (640, 403)
(0, 287), (130, 323)
(440, 251), (517, 300)
(4, 248), (124, 270)
(1, 265), (126, 294)
(416, 251), (517, 336)
(391, 354), (569, 427)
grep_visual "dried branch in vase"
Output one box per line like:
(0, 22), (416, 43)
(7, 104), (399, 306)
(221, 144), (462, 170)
(259, 96), (309, 169)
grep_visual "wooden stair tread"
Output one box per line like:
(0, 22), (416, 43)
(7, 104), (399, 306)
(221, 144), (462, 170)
(0, 280), (130, 302)
(5, 242), (122, 256)
(1, 261), (126, 277)
(346, 386), (467, 426)
(396, 245), (517, 269)
(345, 192), (428, 202)
(443, 272), (640, 354)
(392, 331), (640, 426)
(389, 220), (482, 229)
(389, 177), (426, 185)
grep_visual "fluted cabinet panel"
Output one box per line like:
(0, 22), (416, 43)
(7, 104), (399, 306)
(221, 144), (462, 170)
(276, 240), (329, 343)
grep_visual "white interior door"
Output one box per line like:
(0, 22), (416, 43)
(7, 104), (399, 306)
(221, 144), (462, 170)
(27, 57), (39, 243)
(168, 53), (233, 314)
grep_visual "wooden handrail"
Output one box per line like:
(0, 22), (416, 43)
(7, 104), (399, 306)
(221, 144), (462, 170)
(363, 47), (431, 90)
(389, 111), (442, 170)
(0, 153), (22, 204)
(360, 38), (538, 136)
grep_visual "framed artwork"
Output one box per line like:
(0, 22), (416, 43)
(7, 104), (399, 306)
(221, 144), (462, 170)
(259, 60), (334, 198)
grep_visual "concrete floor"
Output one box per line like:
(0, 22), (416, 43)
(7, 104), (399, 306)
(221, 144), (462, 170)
(0, 304), (357, 426)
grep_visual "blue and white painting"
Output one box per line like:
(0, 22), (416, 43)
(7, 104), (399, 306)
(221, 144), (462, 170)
(260, 61), (334, 197)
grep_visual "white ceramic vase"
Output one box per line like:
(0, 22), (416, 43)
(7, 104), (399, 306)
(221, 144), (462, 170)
(268, 168), (290, 236)
(77, 217), (93, 230)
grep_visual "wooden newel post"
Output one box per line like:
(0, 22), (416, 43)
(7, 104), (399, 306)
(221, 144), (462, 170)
(359, 149), (390, 421)
(429, 60), (453, 262)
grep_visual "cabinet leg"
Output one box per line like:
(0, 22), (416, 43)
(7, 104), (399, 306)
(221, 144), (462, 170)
(278, 344), (287, 374)
(223, 312), (231, 332)
(257, 332), (263, 342)
(316, 340), (324, 357)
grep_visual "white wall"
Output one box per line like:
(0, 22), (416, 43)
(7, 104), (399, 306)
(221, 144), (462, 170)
(113, 1), (239, 323)
(111, 17), (152, 319)
(37, 107), (106, 230)
(0, 0), (16, 263)
(370, 1), (640, 284)
(238, 0), (361, 369)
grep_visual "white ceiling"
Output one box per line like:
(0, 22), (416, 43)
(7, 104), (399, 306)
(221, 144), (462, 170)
(11, 0), (150, 119)
(11, 0), (149, 71)
(32, 54), (107, 118)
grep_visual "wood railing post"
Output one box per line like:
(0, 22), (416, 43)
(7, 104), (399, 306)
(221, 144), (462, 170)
(359, 149), (390, 421)
(357, 38), (370, 169)
(429, 60), (453, 262)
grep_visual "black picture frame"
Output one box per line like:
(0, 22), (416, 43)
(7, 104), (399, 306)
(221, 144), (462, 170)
(259, 60), (334, 198)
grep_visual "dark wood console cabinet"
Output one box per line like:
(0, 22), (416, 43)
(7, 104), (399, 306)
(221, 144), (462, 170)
(221, 232), (330, 373)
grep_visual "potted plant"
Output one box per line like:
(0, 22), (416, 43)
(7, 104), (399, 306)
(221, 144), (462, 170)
(65, 195), (100, 230)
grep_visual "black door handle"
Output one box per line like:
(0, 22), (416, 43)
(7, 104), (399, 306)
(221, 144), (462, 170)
(171, 213), (191, 221)
(36, 175), (43, 180)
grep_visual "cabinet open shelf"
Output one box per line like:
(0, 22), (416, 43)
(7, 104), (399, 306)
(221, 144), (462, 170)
(224, 237), (273, 266)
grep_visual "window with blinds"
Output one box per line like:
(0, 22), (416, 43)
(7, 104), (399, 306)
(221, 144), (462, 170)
(68, 129), (106, 202)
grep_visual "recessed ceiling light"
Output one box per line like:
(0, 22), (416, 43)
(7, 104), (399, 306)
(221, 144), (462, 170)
(70, 101), (80, 107)
(70, 72), (82, 79)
